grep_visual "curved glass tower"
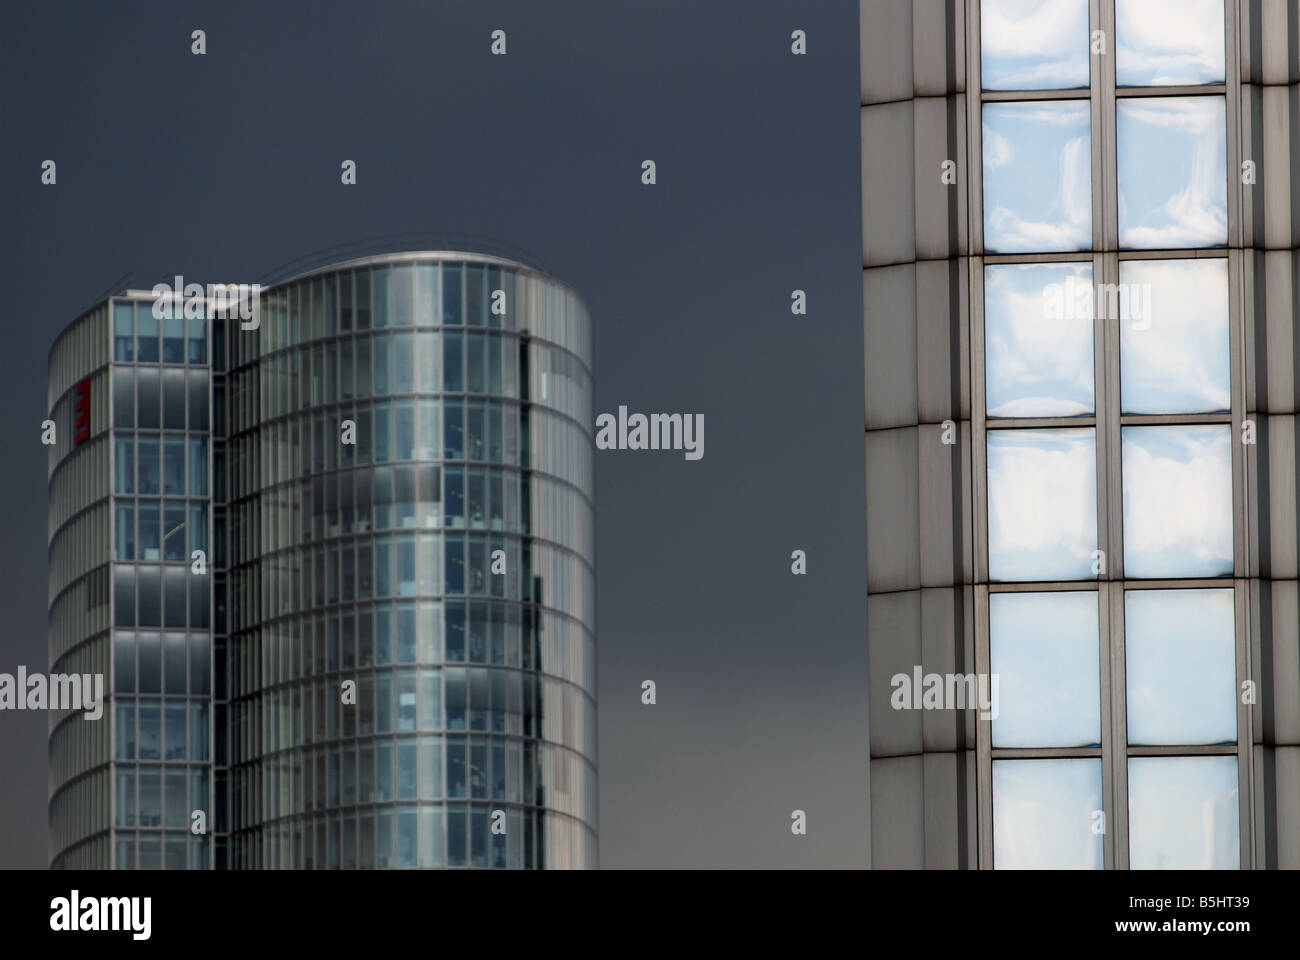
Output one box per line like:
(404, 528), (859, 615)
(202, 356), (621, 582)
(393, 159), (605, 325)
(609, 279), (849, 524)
(221, 253), (596, 868)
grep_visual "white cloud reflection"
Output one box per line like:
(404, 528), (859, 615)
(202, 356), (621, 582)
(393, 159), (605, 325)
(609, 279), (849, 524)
(1116, 0), (1225, 86)
(1122, 425), (1233, 578)
(1118, 97), (1227, 249)
(982, 0), (1090, 90)
(984, 101), (1092, 253)
(988, 428), (1097, 581)
(986, 262), (1094, 417)
(1120, 259), (1230, 413)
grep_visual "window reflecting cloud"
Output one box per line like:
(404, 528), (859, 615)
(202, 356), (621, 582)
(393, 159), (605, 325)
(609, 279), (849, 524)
(984, 101), (1092, 253)
(986, 262), (1094, 417)
(988, 428), (1097, 581)
(991, 591), (1100, 747)
(1129, 756), (1239, 868)
(1126, 589), (1237, 745)
(1116, 0), (1225, 87)
(994, 758), (1103, 868)
(981, 0), (1090, 91)
(1120, 259), (1230, 414)
(1118, 97), (1226, 249)
(1122, 425), (1232, 578)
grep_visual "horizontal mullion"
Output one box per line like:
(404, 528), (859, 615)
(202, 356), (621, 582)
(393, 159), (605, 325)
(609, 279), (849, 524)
(991, 747), (1102, 759)
(980, 89), (1090, 101)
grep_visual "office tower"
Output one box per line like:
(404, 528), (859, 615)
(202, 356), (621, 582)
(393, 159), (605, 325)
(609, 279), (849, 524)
(47, 250), (597, 869)
(862, 0), (1300, 868)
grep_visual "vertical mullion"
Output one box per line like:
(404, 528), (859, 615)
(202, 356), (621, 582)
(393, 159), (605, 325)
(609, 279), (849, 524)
(965, 0), (992, 869)
(1223, 0), (1254, 867)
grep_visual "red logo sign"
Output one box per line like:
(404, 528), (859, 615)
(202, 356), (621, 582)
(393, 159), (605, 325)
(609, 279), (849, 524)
(74, 377), (91, 446)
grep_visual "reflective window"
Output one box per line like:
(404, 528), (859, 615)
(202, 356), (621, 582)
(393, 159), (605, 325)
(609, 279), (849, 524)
(137, 305), (159, 363)
(1118, 97), (1226, 249)
(985, 262), (1094, 417)
(187, 316), (206, 364)
(1128, 757), (1239, 868)
(138, 500), (161, 561)
(993, 758), (1103, 868)
(114, 304), (134, 361)
(983, 100), (1091, 253)
(987, 428), (1097, 581)
(1116, 0), (1224, 87)
(1126, 589), (1236, 745)
(990, 591), (1100, 747)
(1119, 259), (1229, 414)
(1121, 425), (1232, 578)
(137, 369), (159, 429)
(113, 367), (134, 428)
(163, 315), (184, 363)
(981, 0), (1089, 91)
(443, 265), (462, 325)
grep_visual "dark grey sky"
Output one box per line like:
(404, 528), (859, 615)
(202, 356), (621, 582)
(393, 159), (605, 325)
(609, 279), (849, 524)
(0, 0), (865, 868)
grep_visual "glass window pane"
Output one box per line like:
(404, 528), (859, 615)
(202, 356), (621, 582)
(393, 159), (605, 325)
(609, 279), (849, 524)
(114, 303), (134, 361)
(1117, 96), (1226, 249)
(1119, 259), (1229, 414)
(983, 100), (1091, 253)
(990, 591), (1100, 747)
(985, 262), (1094, 417)
(1126, 588), (1236, 744)
(115, 700), (135, 759)
(163, 315), (184, 363)
(163, 436), (185, 496)
(138, 500), (161, 561)
(987, 428), (1097, 581)
(1128, 756), (1239, 868)
(138, 699), (161, 760)
(113, 367), (134, 428)
(137, 435), (160, 494)
(1121, 425), (1232, 578)
(137, 305), (159, 363)
(981, 0), (1089, 91)
(137, 369), (160, 429)
(993, 758), (1103, 868)
(163, 369), (186, 428)
(114, 634), (135, 694)
(188, 315), (206, 363)
(1116, 0), (1224, 87)
(188, 370), (209, 430)
(165, 700), (187, 760)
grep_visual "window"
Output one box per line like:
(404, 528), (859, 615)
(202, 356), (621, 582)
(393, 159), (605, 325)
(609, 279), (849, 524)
(990, 591), (1100, 747)
(1115, 0), (1224, 87)
(985, 262), (1094, 417)
(1117, 97), (1226, 249)
(1121, 425), (1232, 578)
(982, 100), (1091, 253)
(1125, 589), (1235, 745)
(1128, 757), (1239, 868)
(987, 428), (1097, 581)
(1119, 259), (1229, 413)
(980, 0), (1089, 91)
(993, 758), (1103, 868)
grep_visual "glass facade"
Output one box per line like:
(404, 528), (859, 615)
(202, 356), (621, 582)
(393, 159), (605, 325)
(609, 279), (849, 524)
(222, 254), (596, 868)
(977, 0), (1241, 868)
(106, 296), (213, 871)
(49, 252), (596, 870)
